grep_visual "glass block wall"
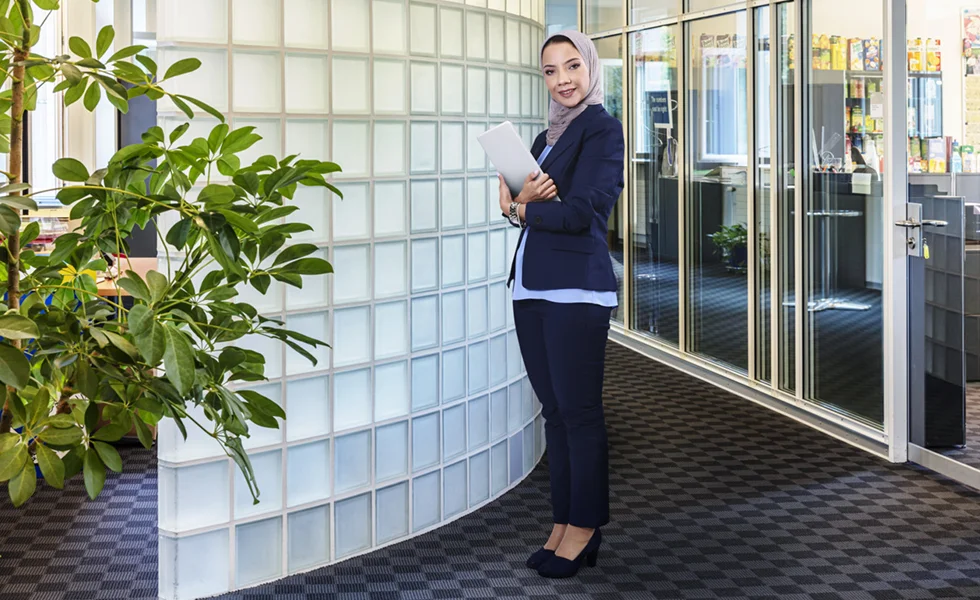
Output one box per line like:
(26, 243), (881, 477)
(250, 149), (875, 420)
(153, 1), (549, 598)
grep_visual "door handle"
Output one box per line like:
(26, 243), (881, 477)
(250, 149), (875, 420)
(895, 219), (948, 228)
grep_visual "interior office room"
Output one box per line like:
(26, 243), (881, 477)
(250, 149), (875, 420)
(7, 0), (980, 599)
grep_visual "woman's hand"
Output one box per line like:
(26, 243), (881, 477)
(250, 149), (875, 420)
(498, 174), (515, 215)
(515, 171), (557, 204)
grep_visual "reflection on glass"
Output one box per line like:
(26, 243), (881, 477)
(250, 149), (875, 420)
(631, 26), (679, 345)
(545, 0), (578, 36)
(595, 35), (626, 322)
(686, 12), (748, 371)
(632, 0), (678, 25)
(585, 0), (624, 34)
(755, 7), (771, 382)
(687, 0), (742, 13)
(805, 0), (883, 425)
(776, 2), (796, 392)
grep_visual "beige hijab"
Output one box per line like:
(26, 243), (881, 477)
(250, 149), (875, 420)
(542, 30), (604, 146)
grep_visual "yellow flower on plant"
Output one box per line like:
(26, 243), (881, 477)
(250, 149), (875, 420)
(59, 265), (98, 283)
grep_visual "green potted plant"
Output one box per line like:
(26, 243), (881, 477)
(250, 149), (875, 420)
(0, 0), (338, 506)
(708, 223), (748, 273)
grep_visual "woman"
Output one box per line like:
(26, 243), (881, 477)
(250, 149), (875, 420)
(498, 30), (624, 579)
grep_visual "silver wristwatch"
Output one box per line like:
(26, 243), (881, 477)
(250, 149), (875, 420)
(508, 201), (524, 228)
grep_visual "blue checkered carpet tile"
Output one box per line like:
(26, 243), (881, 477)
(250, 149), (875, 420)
(5, 343), (980, 599)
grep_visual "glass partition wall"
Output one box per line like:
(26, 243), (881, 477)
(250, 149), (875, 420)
(590, 0), (893, 440)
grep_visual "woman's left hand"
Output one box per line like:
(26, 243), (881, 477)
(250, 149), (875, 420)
(498, 174), (515, 215)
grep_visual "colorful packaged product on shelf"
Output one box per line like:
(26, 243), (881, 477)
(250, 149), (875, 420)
(963, 146), (976, 173)
(851, 105), (864, 132)
(926, 38), (941, 72)
(812, 34), (821, 69)
(927, 137), (946, 173)
(819, 34), (831, 70)
(908, 38), (923, 72)
(849, 38), (864, 70)
(863, 38), (881, 71)
(909, 137), (922, 173)
(831, 36), (847, 70)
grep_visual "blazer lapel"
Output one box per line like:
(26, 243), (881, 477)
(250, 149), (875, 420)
(539, 105), (602, 173)
(530, 133), (547, 161)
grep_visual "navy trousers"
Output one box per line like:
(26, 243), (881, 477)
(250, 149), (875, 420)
(513, 299), (612, 528)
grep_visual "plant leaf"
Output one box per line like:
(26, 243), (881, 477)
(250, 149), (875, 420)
(282, 257), (333, 276)
(96, 25), (114, 58)
(92, 441), (122, 473)
(145, 270), (168, 304)
(272, 243), (318, 267)
(0, 343), (30, 389)
(0, 314), (39, 339)
(83, 81), (102, 111)
(83, 448), (106, 500)
(198, 184), (235, 205)
(163, 58), (201, 80)
(37, 424), (82, 446)
(27, 386), (50, 427)
(103, 330), (139, 360)
(163, 326), (195, 396)
(53, 158), (90, 182)
(166, 218), (192, 250)
(35, 444), (65, 489)
(9, 461), (37, 506)
(0, 205), (21, 237)
(69, 36), (92, 59)
(0, 443), (27, 482)
(106, 44), (146, 64)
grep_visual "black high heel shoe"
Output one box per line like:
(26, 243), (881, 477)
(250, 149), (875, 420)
(536, 529), (602, 578)
(525, 547), (555, 569)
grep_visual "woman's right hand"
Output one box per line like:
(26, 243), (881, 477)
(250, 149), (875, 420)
(516, 171), (557, 204)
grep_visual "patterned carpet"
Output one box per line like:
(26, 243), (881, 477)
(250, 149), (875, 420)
(6, 344), (980, 599)
(939, 384), (980, 468)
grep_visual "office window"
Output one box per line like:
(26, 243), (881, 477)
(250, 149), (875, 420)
(632, 0), (678, 25)
(585, 0), (623, 34)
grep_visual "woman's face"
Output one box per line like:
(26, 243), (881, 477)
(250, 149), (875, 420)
(541, 41), (589, 109)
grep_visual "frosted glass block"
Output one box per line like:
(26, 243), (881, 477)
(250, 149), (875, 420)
(443, 348), (466, 402)
(409, 3), (437, 55)
(506, 0), (519, 14)
(376, 482), (410, 543)
(443, 404), (467, 460)
(467, 0), (488, 6)
(287, 187), (330, 245)
(506, 290), (515, 328)
(488, 15), (505, 62)
(412, 413), (440, 471)
(509, 431), (523, 484)
(467, 287), (488, 337)
(241, 383), (283, 450)
(410, 122), (438, 173)
(521, 23), (532, 66)
(285, 55), (329, 114)
(488, 0), (505, 10)
(411, 238), (439, 292)
(334, 368), (372, 431)
(441, 123), (464, 174)
(159, 0), (228, 43)
(373, 0), (407, 53)
(410, 62), (438, 114)
(411, 354), (439, 411)
(489, 70), (506, 115)
(467, 232), (489, 283)
(506, 226), (520, 256)
(236, 118), (282, 166)
(467, 124), (487, 171)
(507, 381), (522, 433)
(288, 440), (330, 507)
(521, 73), (533, 115)
(332, 245), (370, 304)
(439, 8), (464, 57)
(523, 422), (535, 473)
(333, 306), (371, 367)
(286, 376), (331, 441)
(233, 0), (280, 45)
(333, 180), (370, 239)
(159, 530), (230, 600)
(442, 291), (465, 345)
(374, 60), (407, 114)
(335, 430), (371, 493)
(236, 333), (283, 379)
(332, 122), (370, 178)
(158, 404), (224, 463)
(506, 72), (521, 116)
(286, 312), (330, 375)
(413, 471), (441, 531)
(468, 342), (489, 395)
(489, 230), (506, 277)
(373, 122), (406, 176)
(158, 461), (230, 532)
(465, 13), (487, 62)
(507, 330), (521, 377)
(489, 334), (507, 386)
(334, 494), (372, 557)
(490, 389), (507, 441)
(411, 295), (439, 351)
(522, 376), (534, 422)
(375, 241), (408, 298)
(234, 52), (282, 113)
(410, 181), (439, 233)
(332, 0), (370, 51)
(374, 181), (408, 236)
(466, 68), (487, 116)
(286, 119), (330, 162)
(157, 48), (228, 113)
(375, 420), (409, 480)
(442, 235), (465, 288)
(440, 65), (464, 116)
(235, 449), (282, 518)
(489, 282), (506, 332)
(443, 460), (467, 518)
(375, 361), (410, 421)
(333, 57), (370, 114)
(285, 0), (329, 49)
(441, 180), (464, 229)
(468, 396), (490, 450)
(375, 301), (409, 359)
(491, 440), (508, 494)
(505, 20), (520, 64)
(469, 451), (490, 506)
(288, 505), (330, 574)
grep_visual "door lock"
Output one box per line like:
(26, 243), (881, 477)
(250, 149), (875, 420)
(895, 203), (948, 257)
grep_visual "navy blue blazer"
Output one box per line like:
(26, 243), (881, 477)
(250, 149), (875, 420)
(507, 104), (625, 292)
